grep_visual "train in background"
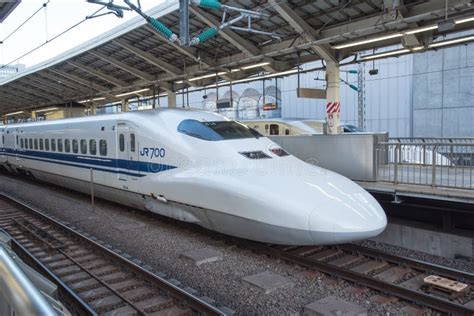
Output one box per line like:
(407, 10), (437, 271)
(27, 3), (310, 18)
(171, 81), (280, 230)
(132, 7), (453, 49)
(0, 108), (387, 245)
(242, 119), (365, 136)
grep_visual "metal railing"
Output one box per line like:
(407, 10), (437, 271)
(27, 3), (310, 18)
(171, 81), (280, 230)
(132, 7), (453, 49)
(376, 142), (474, 190)
(0, 245), (57, 316)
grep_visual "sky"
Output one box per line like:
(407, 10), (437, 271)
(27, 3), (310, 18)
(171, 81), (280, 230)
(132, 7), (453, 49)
(0, 0), (164, 68)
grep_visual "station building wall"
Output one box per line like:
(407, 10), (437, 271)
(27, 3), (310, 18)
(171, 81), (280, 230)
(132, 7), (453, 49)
(412, 42), (474, 138)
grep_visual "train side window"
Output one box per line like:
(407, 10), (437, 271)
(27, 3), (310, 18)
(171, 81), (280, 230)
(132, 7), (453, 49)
(34, 139), (38, 150)
(72, 140), (78, 154)
(24, 139), (28, 149)
(51, 139), (56, 152)
(285, 129), (290, 135)
(269, 124), (279, 135)
(58, 139), (63, 152)
(39, 139), (44, 151)
(80, 139), (87, 155)
(29, 139), (33, 149)
(119, 134), (125, 152)
(65, 140), (71, 153)
(130, 134), (135, 152)
(99, 140), (107, 156)
(16, 135), (18, 146)
(89, 139), (97, 155)
(20, 138), (24, 149)
(45, 139), (50, 151)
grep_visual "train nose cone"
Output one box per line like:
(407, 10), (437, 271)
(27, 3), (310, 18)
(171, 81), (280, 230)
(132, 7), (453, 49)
(307, 175), (387, 244)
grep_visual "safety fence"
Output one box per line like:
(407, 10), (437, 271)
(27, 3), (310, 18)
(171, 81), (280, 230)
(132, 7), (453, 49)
(376, 141), (474, 190)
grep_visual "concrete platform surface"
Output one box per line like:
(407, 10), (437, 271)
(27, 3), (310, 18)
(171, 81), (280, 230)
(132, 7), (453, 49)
(304, 296), (367, 316)
(242, 271), (293, 294)
(179, 248), (223, 266)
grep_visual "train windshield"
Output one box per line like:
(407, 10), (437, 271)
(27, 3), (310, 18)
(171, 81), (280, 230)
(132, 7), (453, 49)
(178, 119), (261, 141)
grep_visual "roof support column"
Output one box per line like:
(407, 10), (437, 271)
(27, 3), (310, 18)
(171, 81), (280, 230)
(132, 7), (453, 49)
(168, 91), (176, 108)
(31, 111), (37, 121)
(325, 61), (341, 135)
(121, 100), (129, 112)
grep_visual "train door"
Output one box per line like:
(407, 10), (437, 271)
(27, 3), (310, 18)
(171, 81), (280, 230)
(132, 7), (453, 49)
(116, 122), (139, 181)
(0, 128), (5, 163)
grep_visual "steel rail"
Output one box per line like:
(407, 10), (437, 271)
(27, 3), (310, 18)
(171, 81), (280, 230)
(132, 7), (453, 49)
(240, 241), (474, 315)
(338, 243), (474, 283)
(0, 192), (224, 316)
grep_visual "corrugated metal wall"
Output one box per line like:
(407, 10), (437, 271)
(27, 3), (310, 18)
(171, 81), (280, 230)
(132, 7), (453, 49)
(412, 42), (474, 137)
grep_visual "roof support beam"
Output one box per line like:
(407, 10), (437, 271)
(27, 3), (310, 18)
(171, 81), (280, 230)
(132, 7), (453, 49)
(269, 0), (337, 63)
(40, 71), (92, 95)
(26, 75), (83, 96)
(8, 82), (62, 102)
(113, 39), (183, 76)
(16, 77), (72, 100)
(0, 87), (45, 104)
(66, 60), (128, 87)
(88, 50), (156, 82)
(48, 68), (109, 92)
(190, 6), (277, 73)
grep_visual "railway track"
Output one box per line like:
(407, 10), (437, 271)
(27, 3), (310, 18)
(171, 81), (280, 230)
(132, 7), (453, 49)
(241, 241), (474, 315)
(0, 192), (224, 316)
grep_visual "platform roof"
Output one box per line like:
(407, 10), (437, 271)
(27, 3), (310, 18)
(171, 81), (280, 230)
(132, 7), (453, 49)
(1, 0), (474, 114)
(0, 0), (21, 23)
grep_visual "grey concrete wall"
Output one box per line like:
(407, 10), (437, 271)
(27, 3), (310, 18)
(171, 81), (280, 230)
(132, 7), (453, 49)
(372, 223), (473, 259)
(412, 42), (474, 137)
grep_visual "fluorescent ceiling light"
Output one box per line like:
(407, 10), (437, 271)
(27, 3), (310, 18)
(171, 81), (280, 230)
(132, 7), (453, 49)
(360, 49), (410, 60)
(333, 33), (403, 49)
(35, 107), (59, 113)
(455, 17), (474, 24)
(189, 72), (226, 82)
(5, 111), (24, 116)
(241, 62), (270, 70)
(78, 97), (106, 103)
(428, 35), (474, 48)
(404, 25), (438, 35)
(115, 88), (150, 98)
(175, 80), (184, 84)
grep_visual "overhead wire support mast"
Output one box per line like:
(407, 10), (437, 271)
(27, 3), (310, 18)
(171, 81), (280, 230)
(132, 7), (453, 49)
(189, 0), (281, 46)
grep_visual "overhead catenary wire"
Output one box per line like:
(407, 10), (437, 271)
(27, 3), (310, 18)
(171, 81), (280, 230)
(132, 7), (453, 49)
(0, 5), (106, 71)
(0, 1), (50, 44)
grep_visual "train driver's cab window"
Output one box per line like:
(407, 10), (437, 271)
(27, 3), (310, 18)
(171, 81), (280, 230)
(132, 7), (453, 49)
(178, 120), (261, 141)
(65, 140), (71, 153)
(51, 139), (56, 152)
(80, 139), (87, 155)
(45, 139), (50, 151)
(130, 134), (136, 152)
(58, 139), (63, 152)
(285, 129), (290, 135)
(89, 139), (97, 156)
(269, 124), (279, 135)
(119, 134), (125, 152)
(39, 139), (44, 151)
(99, 140), (107, 156)
(72, 140), (78, 154)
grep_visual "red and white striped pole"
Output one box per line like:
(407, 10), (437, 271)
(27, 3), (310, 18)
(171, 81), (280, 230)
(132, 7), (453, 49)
(325, 61), (341, 135)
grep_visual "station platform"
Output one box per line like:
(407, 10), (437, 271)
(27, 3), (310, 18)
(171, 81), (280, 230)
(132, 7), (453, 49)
(358, 181), (474, 205)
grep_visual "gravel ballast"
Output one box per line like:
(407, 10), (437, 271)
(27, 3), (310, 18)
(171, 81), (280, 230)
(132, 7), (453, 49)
(1, 173), (466, 314)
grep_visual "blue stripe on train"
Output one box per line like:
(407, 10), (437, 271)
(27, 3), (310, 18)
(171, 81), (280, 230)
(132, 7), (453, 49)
(0, 148), (177, 177)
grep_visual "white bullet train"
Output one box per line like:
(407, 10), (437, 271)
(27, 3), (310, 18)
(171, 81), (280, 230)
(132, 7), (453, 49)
(0, 108), (387, 245)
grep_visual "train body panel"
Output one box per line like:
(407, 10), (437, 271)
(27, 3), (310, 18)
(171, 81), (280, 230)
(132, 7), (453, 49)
(0, 108), (387, 245)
